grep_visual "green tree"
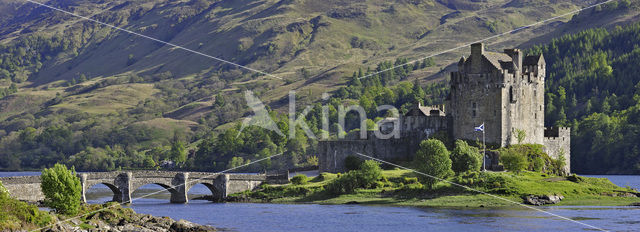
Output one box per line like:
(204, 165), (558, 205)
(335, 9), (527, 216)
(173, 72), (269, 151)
(358, 160), (382, 188)
(40, 164), (81, 215)
(500, 149), (528, 173)
(169, 140), (187, 164)
(450, 140), (482, 173)
(413, 139), (453, 189)
(227, 156), (245, 169)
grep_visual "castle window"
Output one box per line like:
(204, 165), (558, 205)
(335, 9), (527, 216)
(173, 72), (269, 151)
(472, 102), (477, 117)
(509, 86), (516, 103)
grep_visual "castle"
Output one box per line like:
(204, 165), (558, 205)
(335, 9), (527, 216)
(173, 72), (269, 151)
(318, 43), (570, 174)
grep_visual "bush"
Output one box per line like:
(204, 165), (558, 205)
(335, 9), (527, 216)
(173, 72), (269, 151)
(532, 156), (545, 172)
(326, 160), (383, 195)
(41, 163), (82, 215)
(413, 139), (453, 189)
(498, 144), (566, 175)
(0, 181), (7, 199)
(1, 181), (52, 229)
(500, 149), (528, 173)
(450, 140), (482, 173)
(344, 155), (363, 171)
(290, 174), (308, 185)
(358, 160), (382, 187)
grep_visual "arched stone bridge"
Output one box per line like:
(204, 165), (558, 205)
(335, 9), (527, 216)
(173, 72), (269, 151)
(0, 171), (288, 204)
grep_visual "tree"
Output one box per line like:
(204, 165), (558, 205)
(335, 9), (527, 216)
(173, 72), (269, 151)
(358, 160), (382, 188)
(500, 149), (528, 173)
(413, 139), (453, 189)
(40, 163), (81, 215)
(450, 140), (482, 173)
(169, 140), (187, 164)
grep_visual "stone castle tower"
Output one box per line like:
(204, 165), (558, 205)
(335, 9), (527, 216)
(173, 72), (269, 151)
(318, 43), (570, 174)
(448, 43), (545, 146)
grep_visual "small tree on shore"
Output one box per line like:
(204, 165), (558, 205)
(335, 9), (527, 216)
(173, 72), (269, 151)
(450, 140), (482, 173)
(41, 163), (82, 215)
(413, 139), (453, 189)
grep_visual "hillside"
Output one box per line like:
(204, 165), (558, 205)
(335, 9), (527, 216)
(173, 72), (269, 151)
(0, 0), (639, 171)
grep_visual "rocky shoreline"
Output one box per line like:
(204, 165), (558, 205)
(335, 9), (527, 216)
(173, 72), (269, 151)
(40, 204), (220, 232)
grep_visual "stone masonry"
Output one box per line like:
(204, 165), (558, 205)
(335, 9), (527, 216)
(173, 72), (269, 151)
(0, 171), (288, 204)
(318, 43), (570, 173)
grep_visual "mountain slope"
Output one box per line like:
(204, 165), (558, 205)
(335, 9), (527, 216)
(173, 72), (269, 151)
(0, 0), (638, 171)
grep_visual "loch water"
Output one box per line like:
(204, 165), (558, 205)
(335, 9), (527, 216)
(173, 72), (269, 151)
(2, 172), (638, 231)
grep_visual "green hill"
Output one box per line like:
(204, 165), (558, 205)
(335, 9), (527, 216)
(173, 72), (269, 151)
(0, 0), (638, 171)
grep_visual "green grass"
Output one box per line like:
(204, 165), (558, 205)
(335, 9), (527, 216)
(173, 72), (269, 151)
(231, 170), (639, 208)
(51, 83), (157, 114)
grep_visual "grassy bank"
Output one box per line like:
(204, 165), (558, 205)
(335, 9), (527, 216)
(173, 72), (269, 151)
(230, 169), (639, 208)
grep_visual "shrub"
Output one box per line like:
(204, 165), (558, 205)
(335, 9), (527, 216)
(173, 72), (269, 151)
(552, 152), (567, 175)
(41, 163), (82, 215)
(567, 174), (584, 183)
(402, 177), (419, 184)
(532, 156), (545, 172)
(290, 174), (308, 185)
(358, 160), (383, 188)
(326, 160), (383, 195)
(450, 140), (482, 173)
(1, 181), (52, 229)
(500, 149), (528, 173)
(0, 181), (7, 198)
(413, 139), (453, 189)
(344, 155), (363, 171)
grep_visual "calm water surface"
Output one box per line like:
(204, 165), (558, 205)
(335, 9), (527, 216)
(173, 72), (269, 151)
(1, 172), (638, 231)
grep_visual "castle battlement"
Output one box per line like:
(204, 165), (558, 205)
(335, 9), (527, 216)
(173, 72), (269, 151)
(544, 127), (571, 138)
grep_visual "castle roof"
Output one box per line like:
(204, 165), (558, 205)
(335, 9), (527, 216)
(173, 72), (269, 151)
(523, 54), (545, 66)
(483, 52), (512, 70)
(405, 103), (445, 117)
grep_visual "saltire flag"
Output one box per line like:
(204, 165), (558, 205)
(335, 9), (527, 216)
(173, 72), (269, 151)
(474, 123), (484, 132)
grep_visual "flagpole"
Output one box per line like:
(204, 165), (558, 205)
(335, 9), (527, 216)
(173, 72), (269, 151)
(482, 121), (486, 172)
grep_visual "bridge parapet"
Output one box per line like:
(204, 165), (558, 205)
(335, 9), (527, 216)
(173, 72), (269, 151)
(1, 171), (289, 204)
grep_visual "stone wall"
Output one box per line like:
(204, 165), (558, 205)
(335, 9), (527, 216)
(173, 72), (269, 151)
(0, 176), (44, 203)
(449, 47), (545, 146)
(400, 115), (449, 137)
(449, 70), (505, 145)
(543, 127), (571, 174)
(318, 134), (424, 173)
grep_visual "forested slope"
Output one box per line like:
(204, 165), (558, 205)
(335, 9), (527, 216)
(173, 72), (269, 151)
(528, 21), (640, 174)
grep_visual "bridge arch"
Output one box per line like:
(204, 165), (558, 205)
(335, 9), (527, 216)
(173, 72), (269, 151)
(131, 183), (179, 197)
(187, 182), (222, 201)
(83, 182), (122, 203)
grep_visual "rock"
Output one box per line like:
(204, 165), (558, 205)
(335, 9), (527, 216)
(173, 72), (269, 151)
(69, 218), (82, 226)
(344, 201), (360, 204)
(46, 209), (214, 232)
(170, 219), (217, 232)
(630, 202), (640, 206)
(523, 194), (564, 206)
